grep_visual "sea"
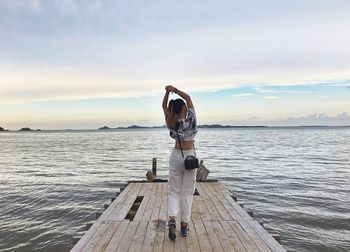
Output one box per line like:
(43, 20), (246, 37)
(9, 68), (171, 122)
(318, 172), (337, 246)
(0, 127), (349, 252)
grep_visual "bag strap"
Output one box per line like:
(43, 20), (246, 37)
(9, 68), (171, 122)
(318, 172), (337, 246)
(175, 128), (185, 158)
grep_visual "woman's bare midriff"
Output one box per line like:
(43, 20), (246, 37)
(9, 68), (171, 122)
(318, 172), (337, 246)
(175, 140), (194, 150)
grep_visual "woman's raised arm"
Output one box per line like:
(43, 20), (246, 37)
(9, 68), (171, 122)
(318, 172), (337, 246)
(173, 87), (194, 108)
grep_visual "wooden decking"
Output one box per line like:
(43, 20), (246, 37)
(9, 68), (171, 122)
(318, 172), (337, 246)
(71, 181), (286, 252)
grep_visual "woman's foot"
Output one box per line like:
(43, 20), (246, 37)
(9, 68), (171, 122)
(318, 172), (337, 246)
(168, 219), (176, 240)
(181, 222), (189, 237)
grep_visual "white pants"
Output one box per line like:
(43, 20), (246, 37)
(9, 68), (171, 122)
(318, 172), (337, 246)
(168, 148), (197, 223)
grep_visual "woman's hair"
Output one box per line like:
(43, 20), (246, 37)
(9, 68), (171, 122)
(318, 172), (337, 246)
(166, 98), (186, 129)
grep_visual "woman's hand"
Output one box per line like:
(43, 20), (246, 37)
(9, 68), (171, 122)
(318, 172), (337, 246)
(165, 85), (177, 93)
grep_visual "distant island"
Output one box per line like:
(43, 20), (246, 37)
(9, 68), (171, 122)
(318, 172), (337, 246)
(0, 126), (6, 131)
(19, 127), (42, 131)
(98, 124), (267, 130)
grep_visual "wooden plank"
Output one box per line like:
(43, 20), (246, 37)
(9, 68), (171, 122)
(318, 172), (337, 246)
(193, 219), (213, 251)
(203, 220), (224, 252)
(91, 221), (120, 252)
(219, 220), (246, 252)
(115, 220), (140, 252)
(99, 183), (137, 222)
(142, 196), (156, 220)
(163, 227), (175, 252)
(127, 180), (168, 183)
(104, 220), (130, 252)
(151, 183), (162, 221)
(228, 221), (260, 252)
(158, 183), (168, 221)
(143, 184), (163, 252)
(81, 221), (112, 252)
(196, 183), (221, 220)
(190, 194), (201, 220)
(174, 232), (187, 252)
(151, 181), (159, 196)
(201, 182), (233, 221)
(138, 182), (150, 196)
(185, 220), (201, 252)
(211, 220), (236, 252)
(144, 182), (155, 196)
(248, 220), (287, 252)
(217, 193), (244, 221)
(110, 183), (143, 221)
(70, 220), (105, 252)
(153, 219), (166, 252)
(128, 221), (149, 252)
(238, 220), (272, 252)
(141, 220), (161, 252)
(193, 189), (212, 221)
(133, 196), (150, 221)
(154, 183), (168, 251)
(213, 183), (253, 220)
(99, 183), (138, 222)
(212, 183), (251, 220)
(205, 182), (235, 220)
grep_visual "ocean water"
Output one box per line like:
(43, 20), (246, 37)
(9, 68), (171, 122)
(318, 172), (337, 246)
(0, 127), (349, 252)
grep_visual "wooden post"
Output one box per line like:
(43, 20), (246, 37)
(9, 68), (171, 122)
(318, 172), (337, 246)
(72, 235), (82, 245)
(247, 209), (254, 217)
(272, 234), (281, 244)
(86, 221), (94, 230)
(152, 157), (157, 177)
(95, 211), (102, 220)
(230, 194), (238, 202)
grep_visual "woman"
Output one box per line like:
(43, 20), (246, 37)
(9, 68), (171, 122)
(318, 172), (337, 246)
(162, 85), (198, 240)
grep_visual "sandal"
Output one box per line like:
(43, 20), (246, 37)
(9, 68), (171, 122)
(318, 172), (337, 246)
(181, 222), (189, 237)
(168, 219), (176, 240)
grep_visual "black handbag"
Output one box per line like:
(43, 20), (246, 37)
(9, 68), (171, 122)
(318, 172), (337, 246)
(184, 155), (199, 170)
(176, 128), (199, 170)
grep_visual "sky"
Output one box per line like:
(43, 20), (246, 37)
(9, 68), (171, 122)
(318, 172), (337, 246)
(0, 0), (350, 129)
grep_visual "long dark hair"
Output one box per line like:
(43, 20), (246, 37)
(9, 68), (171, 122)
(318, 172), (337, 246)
(166, 98), (186, 129)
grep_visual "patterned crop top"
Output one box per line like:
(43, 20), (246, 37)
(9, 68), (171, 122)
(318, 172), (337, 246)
(169, 107), (198, 141)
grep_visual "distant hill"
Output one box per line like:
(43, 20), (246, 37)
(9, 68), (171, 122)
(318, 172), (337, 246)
(19, 127), (34, 131)
(0, 126), (6, 131)
(98, 126), (110, 130)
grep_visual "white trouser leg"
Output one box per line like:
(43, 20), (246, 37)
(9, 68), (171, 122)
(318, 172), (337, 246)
(180, 168), (196, 223)
(168, 157), (182, 218)
(168, 148), (197, 222)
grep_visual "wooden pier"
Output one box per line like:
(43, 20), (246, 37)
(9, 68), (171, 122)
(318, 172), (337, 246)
(71, 180), (286, 252)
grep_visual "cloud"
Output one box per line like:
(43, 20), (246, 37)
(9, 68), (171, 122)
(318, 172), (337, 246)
(263, 96), (278, 99)
(254, 87), (312, 94)
(232, 93), (255, 98)
(271, 112), (350, 126)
